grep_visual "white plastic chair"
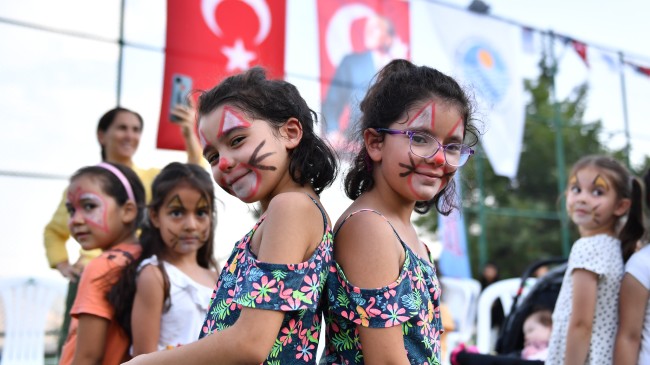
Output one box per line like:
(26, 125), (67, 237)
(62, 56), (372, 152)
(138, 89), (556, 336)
(440, 277), (481, 365)
(475, 277), (536, 354)
(0, 276), (67, 365)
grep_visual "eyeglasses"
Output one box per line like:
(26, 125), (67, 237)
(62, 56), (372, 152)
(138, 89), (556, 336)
(375, 128), (474, 167)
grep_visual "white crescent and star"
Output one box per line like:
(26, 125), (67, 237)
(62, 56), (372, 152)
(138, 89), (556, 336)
(201, 0), (272, 71)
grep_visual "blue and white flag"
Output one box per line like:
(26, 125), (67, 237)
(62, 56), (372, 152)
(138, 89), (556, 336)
(437, 174), (471, 278)
(411, 1), (526, 179)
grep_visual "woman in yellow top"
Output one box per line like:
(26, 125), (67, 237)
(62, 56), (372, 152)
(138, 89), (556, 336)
(44, 104), (204, 353)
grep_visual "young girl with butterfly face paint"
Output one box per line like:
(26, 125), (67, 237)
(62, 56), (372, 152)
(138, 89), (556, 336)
(109, 162), (219, 355)
(58, 162), (145, 365)
(320, 59), (479, 365)
(546, 155), (644, 365)
(123, 67), (338, 365)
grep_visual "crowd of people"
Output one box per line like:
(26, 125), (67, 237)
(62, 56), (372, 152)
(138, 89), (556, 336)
(44, 59), (649, 365)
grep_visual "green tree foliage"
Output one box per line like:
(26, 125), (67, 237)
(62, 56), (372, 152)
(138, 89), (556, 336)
(418, 55), (649, 279)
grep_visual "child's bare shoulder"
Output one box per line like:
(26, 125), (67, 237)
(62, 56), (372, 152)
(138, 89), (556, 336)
(137, 262), (164, 286)
(266, 192), (323, 223)
(335, 210), (400, 260)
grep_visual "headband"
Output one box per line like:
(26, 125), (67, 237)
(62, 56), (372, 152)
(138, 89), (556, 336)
(96, 162), (135, 202)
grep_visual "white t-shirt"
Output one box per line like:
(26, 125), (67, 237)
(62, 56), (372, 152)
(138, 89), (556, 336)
(625, 244), (650, 365)
(135, 255), (214, 351)
(546, 234), (624, 365)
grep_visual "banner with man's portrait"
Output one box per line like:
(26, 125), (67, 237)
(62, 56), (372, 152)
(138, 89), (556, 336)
(317, 0), (410, 148)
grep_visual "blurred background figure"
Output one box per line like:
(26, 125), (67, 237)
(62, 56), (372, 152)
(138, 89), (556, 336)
(521, 308), (552, 361)
(322, 15), (396, 143)
(480, 262), (505, 330)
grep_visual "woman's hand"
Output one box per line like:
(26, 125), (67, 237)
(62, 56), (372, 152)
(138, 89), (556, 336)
(170, 102), (204, 166)
(56, 260), (83, 282)
(170, 104), (196, 140)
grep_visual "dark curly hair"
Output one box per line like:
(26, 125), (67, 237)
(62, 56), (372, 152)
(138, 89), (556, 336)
(344, 59), (478, 214)
(198, 67), (338, 195)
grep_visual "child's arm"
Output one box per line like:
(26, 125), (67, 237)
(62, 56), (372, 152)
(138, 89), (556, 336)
(564, 268), (598, 365)
(71, 314), (110, 365)
(124, 307), (285, 364)
(131, 264), (165, 355)
(335, 212), (411, 365)
(170, 104), (204, 166)
(614, 273), (648, 365)
(123, 193), (323, 364)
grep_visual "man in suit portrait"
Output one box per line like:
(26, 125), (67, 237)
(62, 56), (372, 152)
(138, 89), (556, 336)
(322, 15), (396, 144)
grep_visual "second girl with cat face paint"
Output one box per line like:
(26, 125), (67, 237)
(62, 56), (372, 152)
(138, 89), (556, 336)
(123, 67), (338, 365)
(320, 59), (479, 365)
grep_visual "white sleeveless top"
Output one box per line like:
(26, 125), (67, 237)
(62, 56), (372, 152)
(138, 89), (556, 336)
(625, 244), (650, 365)
(136, 255), (214, 351)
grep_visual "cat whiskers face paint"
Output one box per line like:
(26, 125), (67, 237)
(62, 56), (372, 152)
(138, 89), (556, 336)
(200, 104), (281, 201)
(392, 101), (460, 199)
(196, 196), (211, 241)
(397, 155), (452, 200)
(216, 140), (278, 200)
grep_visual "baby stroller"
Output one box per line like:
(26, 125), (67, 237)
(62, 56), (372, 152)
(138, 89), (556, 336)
(454, 257), (567, 365)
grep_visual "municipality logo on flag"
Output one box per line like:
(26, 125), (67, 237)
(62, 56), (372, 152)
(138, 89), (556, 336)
(455, 38), (510, 108)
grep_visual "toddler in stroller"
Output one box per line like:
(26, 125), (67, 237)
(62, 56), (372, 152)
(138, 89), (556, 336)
(452, 258), (566, 365)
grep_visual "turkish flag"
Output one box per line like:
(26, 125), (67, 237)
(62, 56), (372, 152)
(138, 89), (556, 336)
(571, 40), (589, 68)
(317, 0), (409, 142)
(157, 0), (287, 150)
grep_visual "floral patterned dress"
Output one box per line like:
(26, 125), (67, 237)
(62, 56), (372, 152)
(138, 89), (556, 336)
(320, 209), (443, 365)
(199, 196), (333, 364)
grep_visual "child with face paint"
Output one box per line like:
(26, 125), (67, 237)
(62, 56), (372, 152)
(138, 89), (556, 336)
(122, 67), (338, 365)
(59, 162), (146, 365)
(109, 162), (219, 355)
(45, 106), (204, 355)
(319, 59), (478, 365)
(545, 155), (645, 365)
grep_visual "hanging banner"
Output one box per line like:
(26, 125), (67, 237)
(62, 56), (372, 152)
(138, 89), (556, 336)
(412, 2), (525, 178)
(158, 0), (287, 150)
(317, 0), (409, 148)
(438, 174), (471, 278)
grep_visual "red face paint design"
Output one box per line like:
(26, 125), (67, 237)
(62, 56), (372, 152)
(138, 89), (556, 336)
(398, 155), (452, 200)
(407, 102), (465, 138)
(218, 106), (252, 138)
(217, 140), (277, 200)
(66, 187), (109, 233)
(407, 102), (436, 129)
(198, 127), (208, 149)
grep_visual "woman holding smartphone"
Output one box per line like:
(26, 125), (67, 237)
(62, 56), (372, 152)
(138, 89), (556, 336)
(44, 103), (204, 354)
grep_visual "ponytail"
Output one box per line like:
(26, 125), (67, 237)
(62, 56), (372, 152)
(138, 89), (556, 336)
(620, 177), (645, 262)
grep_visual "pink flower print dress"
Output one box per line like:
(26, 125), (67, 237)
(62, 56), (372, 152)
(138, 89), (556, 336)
(199, 196), (333, 364)
(320, 209), (443, 365)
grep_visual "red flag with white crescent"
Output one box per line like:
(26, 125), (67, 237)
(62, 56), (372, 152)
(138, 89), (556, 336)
(317, 0), (409, 145)
(157, 0), (287, 150)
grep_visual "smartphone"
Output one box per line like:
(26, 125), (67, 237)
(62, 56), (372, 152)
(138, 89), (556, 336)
(170, 73), (193, 122)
